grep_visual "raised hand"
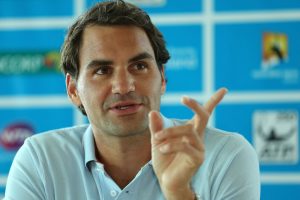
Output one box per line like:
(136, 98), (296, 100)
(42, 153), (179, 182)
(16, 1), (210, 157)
(149, 88), (228, 200)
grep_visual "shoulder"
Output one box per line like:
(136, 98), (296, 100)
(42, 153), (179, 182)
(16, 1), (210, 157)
(16, 124), (90, 173)
(204, 127), (253, 153)
(28, 124), (89, 144)
(190, 127), (260, 199)
(203, 127), (258, 170)
(169, 118), (257, 163)
(5, 125), (92, 199)
(201, 127), (259, 182)
(169, 118), (252, 152)
(23, 124), (89, 157)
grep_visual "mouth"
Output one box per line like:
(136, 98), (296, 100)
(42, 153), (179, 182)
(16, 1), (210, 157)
(115, 104), (135, 110)
(109, 101), (143, 116)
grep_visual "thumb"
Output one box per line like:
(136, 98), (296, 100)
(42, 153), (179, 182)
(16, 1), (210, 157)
(148, 110), (163, 134)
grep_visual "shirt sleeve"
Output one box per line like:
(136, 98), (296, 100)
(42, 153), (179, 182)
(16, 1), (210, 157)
(212, 135), (261, 200)
(4, 138), (46, 200)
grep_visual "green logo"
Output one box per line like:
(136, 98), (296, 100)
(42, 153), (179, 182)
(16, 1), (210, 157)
(0, 51), (61, 75)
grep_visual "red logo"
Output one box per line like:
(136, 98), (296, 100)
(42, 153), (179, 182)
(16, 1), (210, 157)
(0, 122), (34, 150)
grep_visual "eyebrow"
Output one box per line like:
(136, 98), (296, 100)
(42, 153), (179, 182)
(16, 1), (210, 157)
(86, 59), (113, 69)
(128, 52), (155, 63)
(85, 52), (154, 69)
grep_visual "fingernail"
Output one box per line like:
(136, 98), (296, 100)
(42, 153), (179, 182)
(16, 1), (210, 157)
(181, 95), (190, 103)
(221, 87), (228, 93)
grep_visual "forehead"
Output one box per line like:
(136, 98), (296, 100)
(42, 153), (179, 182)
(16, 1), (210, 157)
(79, 25), (155, 62)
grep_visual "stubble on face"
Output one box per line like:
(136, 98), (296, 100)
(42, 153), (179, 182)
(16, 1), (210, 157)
(100, 91), (154, 138)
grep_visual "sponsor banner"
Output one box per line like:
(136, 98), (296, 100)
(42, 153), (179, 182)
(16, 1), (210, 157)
(261, 185), (300, 200)
(253, 110), (298, 164)
(160, 104), (194, 120)
(0, 122), (34, 151)
(87, 0), (202, 13)
(0, 50), (66, 95)
(0, 107), (74, 174)
(125, 0), (167, 7)
(261, 32), (288, 70)
(159, 25), (203, 92)
(0, 0), (73, 18)
(215, 103), (300, 172)
(215, 0), (300, 11)
(0, 52), (61, 75)
(0, 30), (65, 50)
(0, 73), (66, 95)
(215, 22), (300, 91)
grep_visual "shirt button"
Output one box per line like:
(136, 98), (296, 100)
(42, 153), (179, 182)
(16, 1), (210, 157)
(96, 168), (101, 172)
(110, 190), (117, 197)
(195, 194), (203, 200)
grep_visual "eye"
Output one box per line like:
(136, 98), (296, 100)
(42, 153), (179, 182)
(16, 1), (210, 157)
(95, 66), (112, 75)
(132, 62), (148, 71)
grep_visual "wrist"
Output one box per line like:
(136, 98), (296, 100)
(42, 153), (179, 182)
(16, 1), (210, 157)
(163, 186), (195, 200)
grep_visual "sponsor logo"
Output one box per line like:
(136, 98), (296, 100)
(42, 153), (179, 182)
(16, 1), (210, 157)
(253, 110), (298, 164)
(252, 32), (299, 84)
(167, 47), (198, 70)
(0, 51), (60, 75)
(125, 0), (166, 7)
(262, 32), (288, 69)
(0, 122), (34, 150)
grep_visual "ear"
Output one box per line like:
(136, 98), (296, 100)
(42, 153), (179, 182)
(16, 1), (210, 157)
(66, 73), (82, 106)
(160, 65), (166, 95)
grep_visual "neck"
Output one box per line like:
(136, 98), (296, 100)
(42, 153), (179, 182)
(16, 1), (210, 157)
(93, 129), (152, 189)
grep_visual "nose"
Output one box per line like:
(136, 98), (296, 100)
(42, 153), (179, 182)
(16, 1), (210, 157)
(111, 69), (135, 94)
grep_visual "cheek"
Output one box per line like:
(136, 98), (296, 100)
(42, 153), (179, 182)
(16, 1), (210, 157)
(141, 76), (162, 95)
(77, 79), (106, 107)
(146, 79), (163, 102)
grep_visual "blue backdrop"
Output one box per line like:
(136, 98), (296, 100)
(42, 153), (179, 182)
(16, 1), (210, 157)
(0, 0), (300, 199)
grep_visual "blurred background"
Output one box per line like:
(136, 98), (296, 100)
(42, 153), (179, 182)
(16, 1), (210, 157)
(0, 0), (300, 199)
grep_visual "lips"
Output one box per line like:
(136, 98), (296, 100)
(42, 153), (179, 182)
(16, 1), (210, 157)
(115, 105), (134, 110)
(109, 101), (142, 116)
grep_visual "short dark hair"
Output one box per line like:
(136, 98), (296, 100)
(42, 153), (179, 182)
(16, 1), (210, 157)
(60, 0), (170, 80)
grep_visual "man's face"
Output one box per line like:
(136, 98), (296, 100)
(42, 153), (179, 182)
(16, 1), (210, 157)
(67, 25), (166, 137)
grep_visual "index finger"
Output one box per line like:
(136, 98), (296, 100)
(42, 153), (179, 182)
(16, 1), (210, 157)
(181, 88), (228, 134)
(204, 87), (228, 114)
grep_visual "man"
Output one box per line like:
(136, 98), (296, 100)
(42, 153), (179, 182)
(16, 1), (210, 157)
(4, 1), (260, 200)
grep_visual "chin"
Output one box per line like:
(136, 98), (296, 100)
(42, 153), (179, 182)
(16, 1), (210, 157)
(111, 122), (149, 137)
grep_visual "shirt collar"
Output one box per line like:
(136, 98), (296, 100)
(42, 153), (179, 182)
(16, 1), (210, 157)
(82, 125), (97, 168)
(82, 114), (175, 168)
